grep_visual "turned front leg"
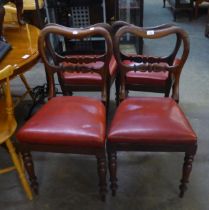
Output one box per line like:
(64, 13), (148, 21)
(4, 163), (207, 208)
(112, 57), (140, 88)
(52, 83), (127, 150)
(179, 152), (196, 198)
(108, 151), (118, 196)
(22, 151), (39, 194)
(97, 154), (107, 201)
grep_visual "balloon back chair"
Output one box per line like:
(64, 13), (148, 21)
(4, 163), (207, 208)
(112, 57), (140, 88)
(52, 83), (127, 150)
(113, 23), (189, 105)
(107, 25), (197, 197)
(16, 25), (112, 201)
(0, 65), (32, 200)
(54, 22), (117, 113)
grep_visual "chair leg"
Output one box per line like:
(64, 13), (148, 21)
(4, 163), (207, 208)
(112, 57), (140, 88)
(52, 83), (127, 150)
(163, 0), (166, 7)
(195, 4), (198, 18)
(97, 154), (107, 201)
(115, 71), (120, 106)
(21, 151), (39, 194)
(189, 9), (193, 21)
(106, 83), (110, 119)
(164, 92), (169, 97)
(5, 139), (33, 200)
(57, 73), (73, 96)
(108, 151), (118, 196)
(179, 152), (196, 198)
(173, 10), (177, 21)
(62, 87), (73, 96)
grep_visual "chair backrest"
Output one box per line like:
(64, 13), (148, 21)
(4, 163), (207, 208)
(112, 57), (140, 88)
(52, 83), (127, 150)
(38, 23), (113, 101)
(0, 65), (16, 142)
(113, 24), (190, 102)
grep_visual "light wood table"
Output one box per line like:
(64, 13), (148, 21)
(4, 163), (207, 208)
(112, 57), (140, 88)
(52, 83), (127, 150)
(0, 24), (40, 104)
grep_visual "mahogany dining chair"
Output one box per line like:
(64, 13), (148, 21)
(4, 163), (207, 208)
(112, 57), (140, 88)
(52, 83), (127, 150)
(16, 25), (113, 201)
(107, 24), (197, 197)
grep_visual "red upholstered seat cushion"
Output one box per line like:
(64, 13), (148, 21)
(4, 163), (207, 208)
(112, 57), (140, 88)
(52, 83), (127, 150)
(17, 96), (106, 148)
(123, 60), (169, 87)
(60, 55), (117, 86)
(108, 97), (197, 145)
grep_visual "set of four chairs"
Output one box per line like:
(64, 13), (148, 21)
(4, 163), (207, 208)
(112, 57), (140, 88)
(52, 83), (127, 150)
(0, 21), (197, 201)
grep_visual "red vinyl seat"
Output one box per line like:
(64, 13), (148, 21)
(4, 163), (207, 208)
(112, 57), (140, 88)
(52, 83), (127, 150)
(107, 24), (197, 198)
(108, 97), (196, 145)
(17, 96), (106, 148)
